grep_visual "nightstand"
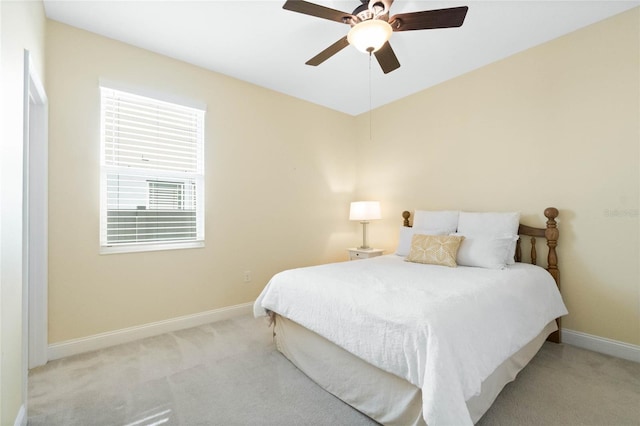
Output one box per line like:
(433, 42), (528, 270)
(348, 248), (384, 261)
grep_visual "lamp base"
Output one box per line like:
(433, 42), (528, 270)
(359, 221), (371, 251)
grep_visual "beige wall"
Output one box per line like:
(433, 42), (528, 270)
(46, 21), (358, 343)
(47, 7), (638, 351)
(0, 0), (46, 423)
(358, 9), (639, 345)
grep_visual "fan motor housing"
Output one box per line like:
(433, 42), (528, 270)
(351, 1), (388, 25)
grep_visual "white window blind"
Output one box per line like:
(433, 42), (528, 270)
(100, 87), (205, 252)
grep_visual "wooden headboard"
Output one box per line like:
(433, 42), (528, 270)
(516, 207), (560, 286)
(402, 207), (561, 342)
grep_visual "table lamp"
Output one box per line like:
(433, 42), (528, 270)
(349, 201), (381, 250)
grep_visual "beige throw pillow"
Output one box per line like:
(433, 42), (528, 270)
(406, 234), (465, 267)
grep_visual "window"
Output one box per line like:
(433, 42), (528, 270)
(100, 87), (205, 253)
(148, 180), (185, 210)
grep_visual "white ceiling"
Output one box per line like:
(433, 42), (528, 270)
(43, 0), (639, 116)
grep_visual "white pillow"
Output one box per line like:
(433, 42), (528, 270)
(412, 210), (459, 233)
(457, 212), (520, 264)
(455, 235), (519, 269)
(396, 226), (450, 256)
(457, 211), (520, 235)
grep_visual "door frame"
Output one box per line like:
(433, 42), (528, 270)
(22, 49), (48, 377)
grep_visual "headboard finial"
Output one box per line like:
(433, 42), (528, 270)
(402, 211), (411, 227)
(544, 207), (559, 221)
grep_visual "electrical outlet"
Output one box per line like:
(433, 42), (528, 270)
(243, 270), (252, 283)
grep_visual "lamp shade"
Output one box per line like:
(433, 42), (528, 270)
(347, 19), (393, 53)
(349, 201), (382, 221)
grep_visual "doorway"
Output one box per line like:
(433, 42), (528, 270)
(22, 49), (48, 379)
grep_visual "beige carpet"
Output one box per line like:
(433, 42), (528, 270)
(28, 315), (640, 425)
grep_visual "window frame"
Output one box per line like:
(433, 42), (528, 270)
(99, 85), (205, 254)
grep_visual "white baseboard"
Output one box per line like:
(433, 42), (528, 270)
(45, 308), (640, 364)
(14, 404), (26, 426)
(48, 302), (253, 361)
(563, 328), (640, 363)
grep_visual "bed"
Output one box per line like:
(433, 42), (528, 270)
(254, 208), (568, 425)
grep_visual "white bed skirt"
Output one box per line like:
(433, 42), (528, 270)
(274, 315), (557, 425)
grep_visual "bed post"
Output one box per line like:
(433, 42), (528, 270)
(402, 211), (411, 227)
(544, 207), (561, 343)
(544, 207), (560, 287)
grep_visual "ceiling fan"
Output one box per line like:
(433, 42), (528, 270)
(283, 0), (469, 74)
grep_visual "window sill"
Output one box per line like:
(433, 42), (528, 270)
(100, 240), (204, 255)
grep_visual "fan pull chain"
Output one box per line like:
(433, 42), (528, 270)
(368, 52), (372, 141)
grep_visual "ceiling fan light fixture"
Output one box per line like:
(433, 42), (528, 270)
(347, 19), (392, 54)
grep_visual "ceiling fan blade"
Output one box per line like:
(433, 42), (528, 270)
(390, 6), (468, 32)
(283, 0), (354, 25)
(374, 42), (400, 74)
(306, 36), (350, 66)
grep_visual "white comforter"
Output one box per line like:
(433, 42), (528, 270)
(254, 255), (568, 425)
